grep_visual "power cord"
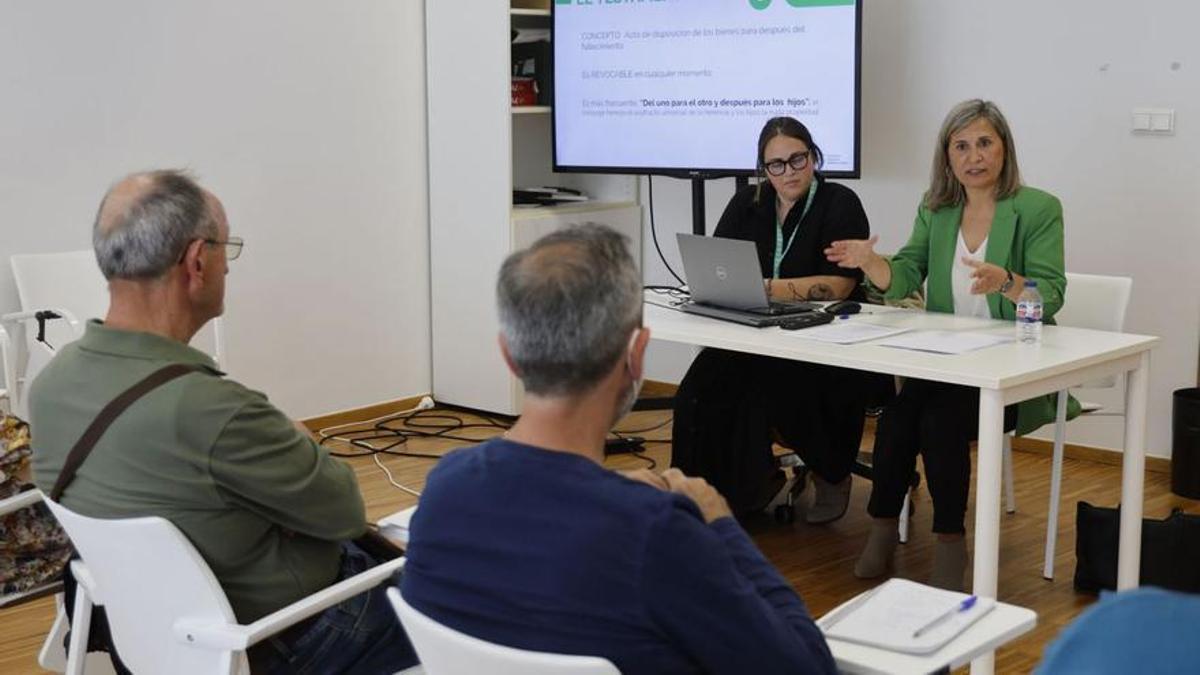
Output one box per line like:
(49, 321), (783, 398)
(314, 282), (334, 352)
(614, 415), (673, 435)
(320, 399), (673, 491)
(318, 395), (436, 440)
(320, 397), (449, 459)
(647, 175), (686, 286)
(606, 411), (676, 469)
(319, 396), (502, 494)
(320, 401), (513, 460)
(372, 453), (423, 498)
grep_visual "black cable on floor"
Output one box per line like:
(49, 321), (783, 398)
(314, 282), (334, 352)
(321, 407), (511, 459)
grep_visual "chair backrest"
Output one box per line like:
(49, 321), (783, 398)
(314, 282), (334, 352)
(42, 496), (242, 675)
(1056, 273), (1133, 389)
(8, 251), (107, 418)
(0, 318), (56, 421)
(0, 326), (13, 414)
(7, 251), (226, 415)
(386, 588), (620, 675)
(1057, 272), (1133, 333)
(11, 251), (109, 341)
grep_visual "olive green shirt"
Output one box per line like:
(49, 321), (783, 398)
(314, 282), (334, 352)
(30, 321), (366, 622)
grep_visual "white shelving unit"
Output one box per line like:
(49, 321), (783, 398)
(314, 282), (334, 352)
(426, 1), (641, 415)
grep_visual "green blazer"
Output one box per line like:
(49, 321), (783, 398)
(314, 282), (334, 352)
(883, 186), (1081, 435)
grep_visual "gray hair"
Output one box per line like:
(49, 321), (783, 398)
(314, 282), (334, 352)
(93, 170), (218, 280)
(497, 224), (642, 397)
(925, 99), (1022, 211)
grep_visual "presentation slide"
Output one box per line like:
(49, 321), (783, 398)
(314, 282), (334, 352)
(553, 0), (860, 176)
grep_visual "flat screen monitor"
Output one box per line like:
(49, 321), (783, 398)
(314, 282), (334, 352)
(552, 0), (862, 178)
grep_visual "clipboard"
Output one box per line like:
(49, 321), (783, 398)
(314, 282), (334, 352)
(818, 578), (996, 655)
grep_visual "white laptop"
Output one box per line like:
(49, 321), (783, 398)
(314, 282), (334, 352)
(676, 233), (818, 327)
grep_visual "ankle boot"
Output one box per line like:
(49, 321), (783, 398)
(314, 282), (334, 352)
(806, 474), (852, 524)
(931, 537), (969, 591)
(854, 519), (899, 579)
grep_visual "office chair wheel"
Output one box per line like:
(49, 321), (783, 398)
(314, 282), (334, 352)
(774, 466), (808, 524)
(774, 504), (796, 524)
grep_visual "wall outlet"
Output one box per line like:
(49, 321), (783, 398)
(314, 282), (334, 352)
(1133, 108), (1174, 134)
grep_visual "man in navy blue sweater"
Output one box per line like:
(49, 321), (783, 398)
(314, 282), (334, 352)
(401, 224), (835, 674)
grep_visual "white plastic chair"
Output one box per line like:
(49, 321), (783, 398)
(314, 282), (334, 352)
(386, 587), (620, 675)
(0, 323), (12, 414)
(0, 253), (104, 671)
(42, 494), (409, 675)
(1, 252), (103, 420)
(1001, 272), (1133, 579)
(1, 251), (226, 419)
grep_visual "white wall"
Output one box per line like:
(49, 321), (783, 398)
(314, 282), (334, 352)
(642, 0), (1200, 458)
(0, 1), (431, 419)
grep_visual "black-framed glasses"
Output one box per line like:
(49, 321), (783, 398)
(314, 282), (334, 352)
(764, 151), (810, 176)
(205, 236), (244, 261)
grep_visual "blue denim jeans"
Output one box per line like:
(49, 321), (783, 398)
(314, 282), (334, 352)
(249, 542), (418, 675)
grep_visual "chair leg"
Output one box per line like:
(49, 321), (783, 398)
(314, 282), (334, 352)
(898, 492), (910, 544)
(1003, 434), (1016, 514)
(1044, 390), (1070, 580)
(65, 584), (93, 675)
(37, 595), (70, 672)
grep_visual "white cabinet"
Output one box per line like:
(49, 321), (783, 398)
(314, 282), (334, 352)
(427, 1), (641, 415)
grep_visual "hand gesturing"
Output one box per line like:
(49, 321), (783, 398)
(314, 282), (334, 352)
(824, 235), (879, 269)
(961, 257), (1008, 295)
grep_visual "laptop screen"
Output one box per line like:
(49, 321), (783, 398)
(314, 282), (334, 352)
(676, 234), (770, 311)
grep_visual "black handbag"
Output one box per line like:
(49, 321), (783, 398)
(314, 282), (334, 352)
(1074, 500), (1200, 593)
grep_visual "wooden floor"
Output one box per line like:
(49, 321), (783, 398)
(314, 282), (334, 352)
(2, 406), (1195, 674)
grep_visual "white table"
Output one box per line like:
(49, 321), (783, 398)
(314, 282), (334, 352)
(645, 300), (1158, 674)
(818, 587), (1037, 675)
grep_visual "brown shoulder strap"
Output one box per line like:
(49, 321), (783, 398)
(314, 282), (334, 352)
(50, 364), (204, 501)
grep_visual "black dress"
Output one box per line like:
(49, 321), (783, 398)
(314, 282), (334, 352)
(670, 176), (875, 515)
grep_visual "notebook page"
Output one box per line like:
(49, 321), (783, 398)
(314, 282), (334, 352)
(821, 578), (996, 654)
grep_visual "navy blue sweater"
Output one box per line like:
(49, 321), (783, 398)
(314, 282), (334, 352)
(400, 439), (835, 674)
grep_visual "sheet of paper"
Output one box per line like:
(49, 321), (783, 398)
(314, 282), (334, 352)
(877, 330), (1013, 355)
(785, 320), (912, 345)
(820, 578), (996, 654)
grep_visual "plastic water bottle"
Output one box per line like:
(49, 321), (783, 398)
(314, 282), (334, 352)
(1015, 280), (1043, 344)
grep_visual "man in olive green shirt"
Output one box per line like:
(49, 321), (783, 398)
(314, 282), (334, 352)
(30, 170), (416, 674)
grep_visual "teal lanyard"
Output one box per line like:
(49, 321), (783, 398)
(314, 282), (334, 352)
(772, 179), (819, 279)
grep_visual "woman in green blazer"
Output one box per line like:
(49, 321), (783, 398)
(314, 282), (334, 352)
(825, 99), (1079, 591)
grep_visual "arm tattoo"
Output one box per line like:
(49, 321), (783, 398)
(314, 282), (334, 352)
(806, 283), (834, 301)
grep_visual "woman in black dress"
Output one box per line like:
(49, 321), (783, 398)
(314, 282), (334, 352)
(671, 117), (873, 522)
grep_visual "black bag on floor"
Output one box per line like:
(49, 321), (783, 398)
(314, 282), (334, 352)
(1074, 501), (1200, 593)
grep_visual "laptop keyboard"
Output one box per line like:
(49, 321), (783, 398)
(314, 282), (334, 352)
(749, 301), (820, 316)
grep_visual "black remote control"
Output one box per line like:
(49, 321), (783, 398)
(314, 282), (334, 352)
(779, 313), (835, 330)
